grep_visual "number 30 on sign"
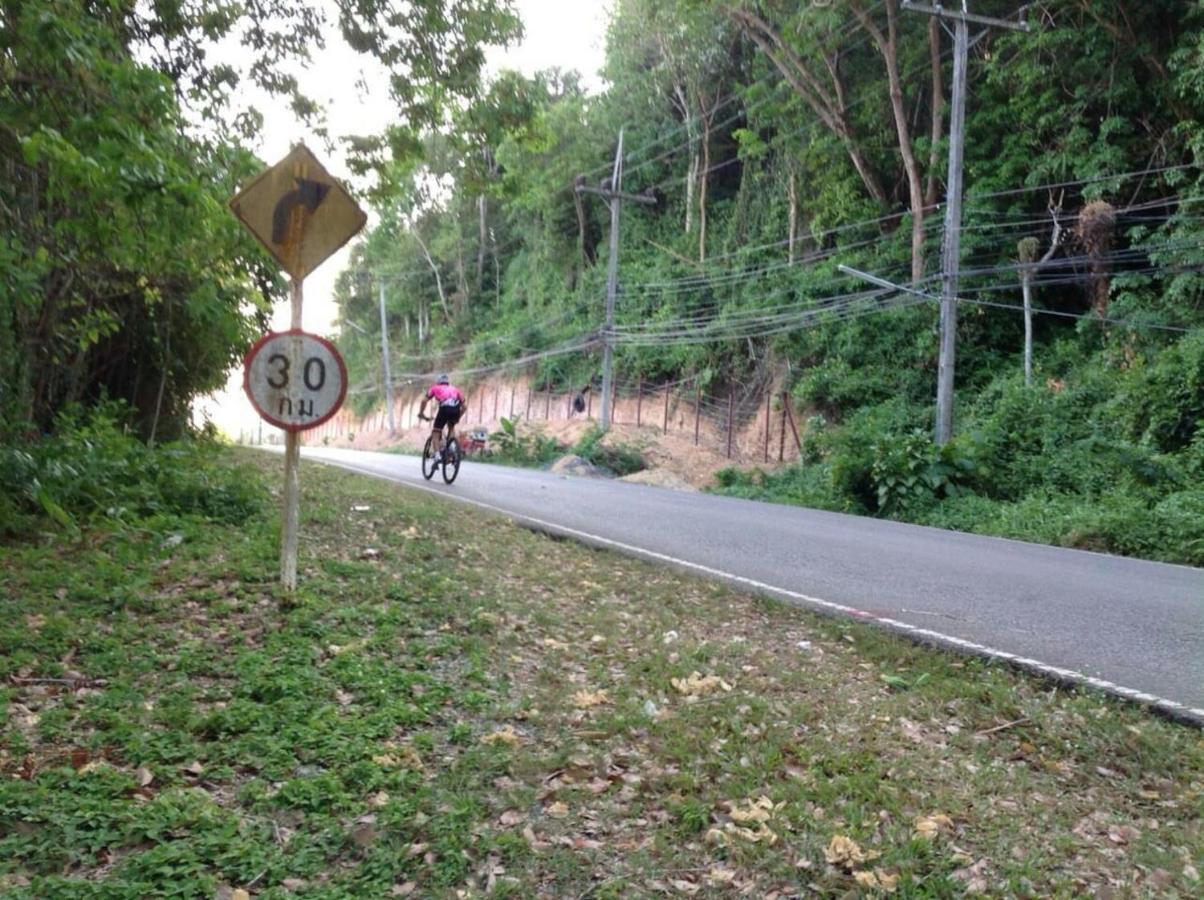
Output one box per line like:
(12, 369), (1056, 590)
(243, 330), (347, 432)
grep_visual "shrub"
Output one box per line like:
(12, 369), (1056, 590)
(572, 427), (646, 476)
(488, 417), (563, 468)
(0, 403), (264, 537)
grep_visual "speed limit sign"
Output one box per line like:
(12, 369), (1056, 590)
(243, 330), (347, 432)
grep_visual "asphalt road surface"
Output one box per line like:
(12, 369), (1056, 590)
(293, 446), (1204, 723)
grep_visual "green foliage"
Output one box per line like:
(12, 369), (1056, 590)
(0, 404), (264, 538)
(571, 427), (647, 477)
(870, 431), (979, 517)
(487, 417), (564, 467)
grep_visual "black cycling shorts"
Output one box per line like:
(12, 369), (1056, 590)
(433, 404), (462, 430)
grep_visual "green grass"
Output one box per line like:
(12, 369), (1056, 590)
(1, 448), (1201, 897)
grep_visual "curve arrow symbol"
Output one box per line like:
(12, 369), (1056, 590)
(271, 178), (331, 243)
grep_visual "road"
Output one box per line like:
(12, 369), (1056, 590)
(295, 446), (1204, 723)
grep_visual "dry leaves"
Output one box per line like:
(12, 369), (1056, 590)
(572, 689), (610, 708)
(854, 869), (899, 893)
(372, 743), (424, 770)
(670, 671), (732, 698)
(951, 858), (990, 893)
(707, 796), (784, 846)
(482, 725), (524, 747)
(912, 813), (954, 839)
(824, 835), (880, 868)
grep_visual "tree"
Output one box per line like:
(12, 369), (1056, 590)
(727, 0), (942, 281)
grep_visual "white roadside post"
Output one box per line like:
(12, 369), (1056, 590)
(230, 143), (366, 590)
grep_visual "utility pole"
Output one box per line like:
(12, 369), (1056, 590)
(377, 279), (396, 435)
(576, 129), (656, 432)
(902, 2), (1028, 444)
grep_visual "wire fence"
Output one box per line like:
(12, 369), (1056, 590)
(302, 373), (811, 466)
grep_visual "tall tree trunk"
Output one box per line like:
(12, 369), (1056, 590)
(414, 231), (450, 320)
(698, 117), (710, 263)
(1021, 271), (1034, 386)
(851, 0), (926, 281)
(729, 7), (889, 206)
(476, 193), (487, 288)
(685, 151), (697, 235)
(787, 165), (798, 265)
(925, 17), (944, 208)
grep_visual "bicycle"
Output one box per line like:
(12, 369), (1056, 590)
(418, 414), (462, 484)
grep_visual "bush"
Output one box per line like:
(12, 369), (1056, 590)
(0, 403), (264, 537)
(870, 430), (979, 516)
(572, 427), (646, 476)
(488, 417), (563, 467)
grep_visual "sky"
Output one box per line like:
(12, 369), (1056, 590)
(196, 0), (611, 437)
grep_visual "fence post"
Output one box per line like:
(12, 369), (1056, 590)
(587, 388), (593, 420)
(663, 386), (670, 434)
(726, 388), (735, 459)
(612, 382), (618, 425)
(636, 376), (643, 427)
(785, 395), (803, 456)
(509, 386), (515, 419)
(694, 386), (701, 446)
(544, 387), (551, 420)
(493, 389), (499, 422)
(526, 384), (532, 420)
(764, 392), (771, 462)
(779, 393), (787, 462)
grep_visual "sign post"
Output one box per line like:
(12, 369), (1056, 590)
(230, 143), (366, 590)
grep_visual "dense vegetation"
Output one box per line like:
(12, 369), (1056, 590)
(335, 0), (1204, 562)
(1, 0), (518, 442)
(2, 1), (1202, 561)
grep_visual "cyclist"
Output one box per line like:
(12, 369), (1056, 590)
(418, 374), (466, 463)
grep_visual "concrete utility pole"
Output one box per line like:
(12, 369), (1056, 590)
(575, 129), (656, 432)
(377, 279), (396, 435)
(903, 1), (1028, 444)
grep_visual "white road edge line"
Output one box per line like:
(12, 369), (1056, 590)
(309, 453), (1204, 728)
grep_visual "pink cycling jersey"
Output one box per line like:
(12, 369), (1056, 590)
(427, 384), (464, 406)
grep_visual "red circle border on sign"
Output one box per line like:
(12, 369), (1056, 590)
(242, 329), (349, 433)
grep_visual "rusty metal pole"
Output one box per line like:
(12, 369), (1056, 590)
(726, 388), (735, 459)
(764, 392), (771, 463)
(779, 393), (787, 462)
(694, 386), (701, 446)
(785, 396), (803, 456)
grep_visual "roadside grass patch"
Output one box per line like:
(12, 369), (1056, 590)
(0, 449), (1199, 897)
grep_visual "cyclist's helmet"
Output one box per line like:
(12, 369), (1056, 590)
(436, 374), (450, 385)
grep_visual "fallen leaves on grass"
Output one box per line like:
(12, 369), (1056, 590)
(824, 835), (880, 868)
(707, 796), (784, 846)
(372, 743), (425, 770)
(951, 858), (990, 893)
(854, 869), (899, 893)
(572, 689), (610, 708)
(671, 671), (732, 698)
(482, 725), (524, 747)
(912, 813), (954, 839)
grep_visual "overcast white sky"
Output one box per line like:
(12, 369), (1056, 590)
(198, 0), (611, 436)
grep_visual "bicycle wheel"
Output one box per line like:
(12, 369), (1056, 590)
(421, 435), (437, 480)
(441, 438), (461, 484)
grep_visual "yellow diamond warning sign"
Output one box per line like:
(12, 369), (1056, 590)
(229, 143), (366, 281)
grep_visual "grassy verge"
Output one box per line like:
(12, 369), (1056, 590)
(2, 449), (1201, 898)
